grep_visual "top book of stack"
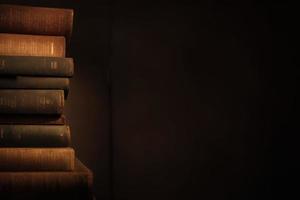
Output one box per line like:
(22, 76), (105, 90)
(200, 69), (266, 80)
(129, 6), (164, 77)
(0, 4), (73, 40)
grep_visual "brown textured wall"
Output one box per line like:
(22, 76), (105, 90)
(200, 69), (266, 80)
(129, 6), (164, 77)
(111, 2), (270, 199)
(110, 1), (296, 200)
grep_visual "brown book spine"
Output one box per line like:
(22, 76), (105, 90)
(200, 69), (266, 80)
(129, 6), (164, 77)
(0, 159), (93, 200)
(0, 4), (73, 39)
(0, 125), (71, 147)
(0, 148), (74, 171)
(0, 33), (65, 57)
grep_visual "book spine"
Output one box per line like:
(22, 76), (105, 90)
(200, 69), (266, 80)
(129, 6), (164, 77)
(0, 193), (93, 200)
(0, 90), (64, 114)
(0, 160), (93, 200)
(0, 114), (66, 125)
(0, 33), (65, 57)
(0, 148), (75, 171)
(0, 56), (74, 77)
(0, 76), (69, 90)
(0, 125), (71, 147)
(0, 4), (73, 39)
(0, 77), (69, 97)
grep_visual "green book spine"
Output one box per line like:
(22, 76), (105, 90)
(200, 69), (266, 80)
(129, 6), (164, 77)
(0, 125), (70, 147)
(0, 77), (70, 98)
(0, 114), (66, 125)
(0, 90), (64, 114)
(0, 56), (74, 77)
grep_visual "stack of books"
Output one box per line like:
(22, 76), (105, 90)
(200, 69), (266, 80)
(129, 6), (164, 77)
(0, 4), (93, 200)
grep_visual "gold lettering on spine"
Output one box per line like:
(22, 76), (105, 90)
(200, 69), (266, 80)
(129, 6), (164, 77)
(46, 98), (51, 105)
(50, 42), (54, 55)
(50, 61), (58, 70)
(0, 96), (17, 108)
(38, 95), (46, 110)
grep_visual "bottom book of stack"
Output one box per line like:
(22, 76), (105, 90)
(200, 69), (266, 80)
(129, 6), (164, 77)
(0, 116), (93, 200)
(0, 159), (93, 200)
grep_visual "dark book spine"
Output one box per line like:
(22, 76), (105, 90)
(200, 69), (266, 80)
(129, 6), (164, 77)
(0, 56), (74, 77)
(0, 148), (75, 171)
(0, 77), (70, 98)
(0, 125), (70, 147)
(0, 4), (73, 39)
(0, 90), (64, 114)
(0, 114), (66, 125)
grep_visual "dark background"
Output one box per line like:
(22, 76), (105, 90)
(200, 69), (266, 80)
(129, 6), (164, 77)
(0, 0), (298, 200)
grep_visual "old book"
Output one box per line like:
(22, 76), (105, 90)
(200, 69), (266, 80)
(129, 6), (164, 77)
(0, 159), (93, 200)
(0, 76), (70, 97)
(0, 4), (73, 40)
(0, 33), (65, 57)
(0, 56), (74, 77)
(0, 114), (66, 125)
(0, 89), (64, 114)
(0, 125), (71, 147)
(0, 147), (74, 171)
